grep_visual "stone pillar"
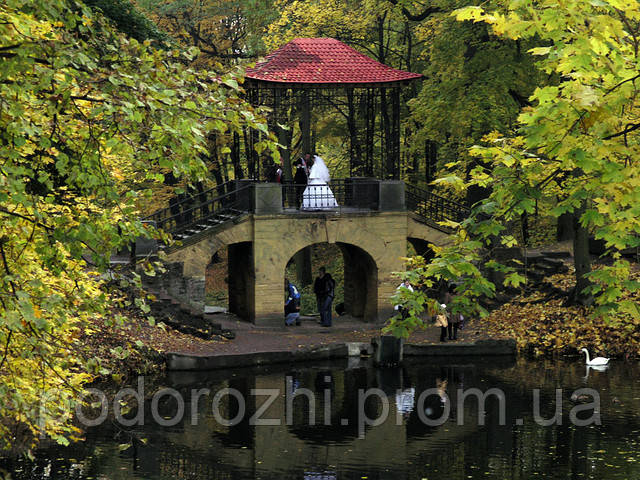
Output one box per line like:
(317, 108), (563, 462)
(378, 180), (405, 212)
(252, 183), (282, 214)
(252, 242), (285, 327)
(185, 276), (205, 312)
(228, 242), (255, 320)
(372, 214), (408, 322)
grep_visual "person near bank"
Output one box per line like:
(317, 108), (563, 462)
(435, 303), (449, 342)
(394, 279), (414, 319)
(315, 269), (336, 327)
(314, 267), (327, 314)
(284, 278), (301, 326)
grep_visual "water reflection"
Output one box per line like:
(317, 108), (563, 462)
(4, 357), (640, 480)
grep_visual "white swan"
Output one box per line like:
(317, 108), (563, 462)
(581, 348), (610, 366)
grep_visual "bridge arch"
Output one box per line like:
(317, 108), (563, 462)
(161, 212), (455, 325)
(285, 242), (378, 321)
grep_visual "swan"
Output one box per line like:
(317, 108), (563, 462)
(581, 348), (610, 366)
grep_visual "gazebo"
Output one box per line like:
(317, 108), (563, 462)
(244, 38), (422, 180)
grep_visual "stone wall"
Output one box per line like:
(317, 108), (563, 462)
(140, 261), (205, 313)
(164, 210), (450, 324)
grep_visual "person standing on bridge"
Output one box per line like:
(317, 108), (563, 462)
(293, 158), (308, 208)
(297, 152), (312, 176)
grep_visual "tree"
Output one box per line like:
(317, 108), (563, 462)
(85, 0), (168, 43)
(0, 0), (276, 451)
(138, 0), (277, 64)
(455, 0), (640, 310)
(407, 0), (544, 201)
(387, 0), (640, 337)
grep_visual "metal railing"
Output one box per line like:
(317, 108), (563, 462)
(281, 179), (380, 212)
(405, 183), (470, 232)
(145, 180), (237, 229)
(145, 178), (471, 240)
(145, 182), (252, 235)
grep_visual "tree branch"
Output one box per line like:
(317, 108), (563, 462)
(602, 122), (640, 140)
(387, 0), (441, 21)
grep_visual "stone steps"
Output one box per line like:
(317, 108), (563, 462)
(170, 210), (245, 243)
(144, 284), (235, 341)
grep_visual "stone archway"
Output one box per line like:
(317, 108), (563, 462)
(337, 242), (378, 320)
(285, 242), (379, 321)
(407, 237), (435, 259)
(162, 212), (455, 325)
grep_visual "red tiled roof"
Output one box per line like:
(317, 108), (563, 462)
(245, 38), (422, 85)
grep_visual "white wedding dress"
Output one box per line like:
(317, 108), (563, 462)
(301, 156), (338, 210)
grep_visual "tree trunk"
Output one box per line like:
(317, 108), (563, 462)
(231, 132), (243, 179)
(294, 248), (313, 287)
(569, 201), (593, 306)
(521, 211), (529, 247)
(557, 212), (574, 241)
(465, 157), (491, 206)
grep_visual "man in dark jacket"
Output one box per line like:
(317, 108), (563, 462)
(319, 272), (335, 327)
(293, 158), (308, 208)
(313, 267), (326, 315)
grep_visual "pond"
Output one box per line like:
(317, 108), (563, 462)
(3, 356), (640, 479)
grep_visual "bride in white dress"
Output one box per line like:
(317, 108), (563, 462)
(301, 155), (338, 210)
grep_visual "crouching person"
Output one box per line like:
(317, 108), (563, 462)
(285, 278), (302, 326)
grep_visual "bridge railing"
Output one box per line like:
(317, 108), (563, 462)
(146, 182), (253, 235)
(405, 183), (470, 232)
(145, 180), (237, 229)
(145, 178), (470, 238)
(281, 178), (380, 211)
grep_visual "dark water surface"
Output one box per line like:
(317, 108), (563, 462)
(4, 357), (640, 479)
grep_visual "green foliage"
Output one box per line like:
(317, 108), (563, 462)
(410, 3), (543, 172)
(392, 0), (640, 339)
(0, 0), (276, 451)
(452, 0), (640, 312)
(85, 0), (168, 43)
(138, 0), (277, 63)
(384, 234), (496, 338)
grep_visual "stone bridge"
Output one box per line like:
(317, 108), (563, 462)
(142, 180), (468, 326)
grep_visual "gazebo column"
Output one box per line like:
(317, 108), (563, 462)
(300, 89), (311, 155)
(391, 87), (401, 179)
(346, 87), (362, 176)
(380, 86), (391, 178)
(275, 88), (293, 182)
(365, 89), (375, 177)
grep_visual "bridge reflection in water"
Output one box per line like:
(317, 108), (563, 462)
(9, 357), (640, 480)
